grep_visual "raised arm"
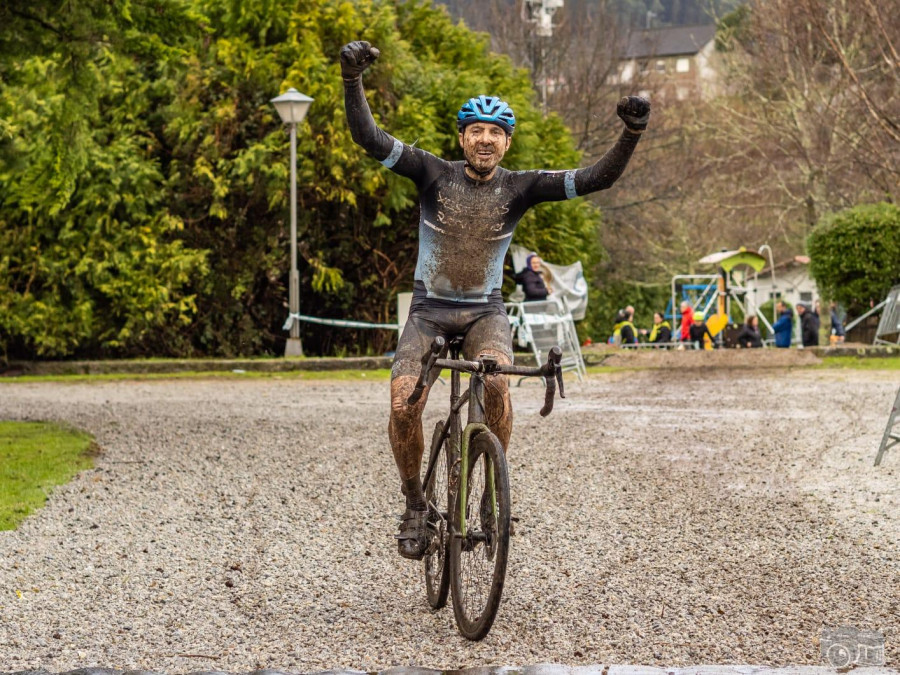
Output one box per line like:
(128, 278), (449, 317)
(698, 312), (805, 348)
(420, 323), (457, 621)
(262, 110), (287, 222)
(341, 41), (440, 183)
(524, 96), (651, 205)
(341, 41), (394, 160)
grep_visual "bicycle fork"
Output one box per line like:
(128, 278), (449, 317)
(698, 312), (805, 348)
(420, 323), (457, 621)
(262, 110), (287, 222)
(456, 371), (498, 540)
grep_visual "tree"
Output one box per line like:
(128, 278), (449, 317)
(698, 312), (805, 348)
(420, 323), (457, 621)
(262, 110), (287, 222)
(0, 51), (208, 360)
(591, 0), (899, 339)
(1, 0), (605, 358)
(705, 0), (899, 230)
(807, 203), (900, 314)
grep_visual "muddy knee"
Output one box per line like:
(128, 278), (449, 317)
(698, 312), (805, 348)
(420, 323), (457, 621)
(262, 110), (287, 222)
(478, 350), (512, 449)
(481, 349), (511, 398)
(388, 376), (428, 482)
(389, 376), (427, 429)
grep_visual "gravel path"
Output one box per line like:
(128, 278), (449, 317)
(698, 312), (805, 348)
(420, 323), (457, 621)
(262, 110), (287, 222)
(0, 368), (897, 672)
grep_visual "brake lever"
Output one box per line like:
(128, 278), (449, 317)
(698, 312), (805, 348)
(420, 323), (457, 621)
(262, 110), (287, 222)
(539, 346), (562, 417)
(556, 363), (565, 399)
(407, 336), (445, 405)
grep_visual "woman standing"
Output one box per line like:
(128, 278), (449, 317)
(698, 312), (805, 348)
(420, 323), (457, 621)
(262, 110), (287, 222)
(737, 315), (763, 348)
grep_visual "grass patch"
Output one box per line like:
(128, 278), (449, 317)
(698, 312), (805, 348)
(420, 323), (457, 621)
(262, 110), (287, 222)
(820, 356), (900, 370)
(0, 369), (394, 384)
(0, 421), (96, 530)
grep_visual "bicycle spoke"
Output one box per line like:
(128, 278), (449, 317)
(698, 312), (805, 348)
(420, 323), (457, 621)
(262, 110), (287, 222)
(450, 431), (510, 640)
(424, 422), (451, 609)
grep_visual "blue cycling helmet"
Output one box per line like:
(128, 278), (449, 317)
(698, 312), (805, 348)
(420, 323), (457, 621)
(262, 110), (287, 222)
(457, 95), (516, 135)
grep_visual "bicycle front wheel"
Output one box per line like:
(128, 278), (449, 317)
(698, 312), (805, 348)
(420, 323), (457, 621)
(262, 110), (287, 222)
(450, 430), (510, 640)
(424, 422), (451, 609)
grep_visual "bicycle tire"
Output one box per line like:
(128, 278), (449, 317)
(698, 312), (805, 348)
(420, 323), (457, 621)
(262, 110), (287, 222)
(449, 430), (510, 640)
(424, 422), (451, 609)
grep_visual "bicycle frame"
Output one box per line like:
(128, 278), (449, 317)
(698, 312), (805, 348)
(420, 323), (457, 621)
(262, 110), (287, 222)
(421, 340), (497, 540)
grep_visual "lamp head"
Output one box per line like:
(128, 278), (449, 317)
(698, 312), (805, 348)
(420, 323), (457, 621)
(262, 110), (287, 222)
(271, 88), (314, 125)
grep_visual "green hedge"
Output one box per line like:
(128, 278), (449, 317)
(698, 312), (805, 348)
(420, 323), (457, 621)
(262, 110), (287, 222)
(807, 203), (900, 314)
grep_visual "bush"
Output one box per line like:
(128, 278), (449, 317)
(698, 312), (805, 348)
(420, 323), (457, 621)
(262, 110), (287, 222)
(807, 203), (900, 315)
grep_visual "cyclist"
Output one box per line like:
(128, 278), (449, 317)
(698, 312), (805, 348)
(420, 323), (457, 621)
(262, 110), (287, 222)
(341, 40), (650, 559)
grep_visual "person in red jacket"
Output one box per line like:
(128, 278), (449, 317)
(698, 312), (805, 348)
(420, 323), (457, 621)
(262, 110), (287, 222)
(678, 301), (694, 342)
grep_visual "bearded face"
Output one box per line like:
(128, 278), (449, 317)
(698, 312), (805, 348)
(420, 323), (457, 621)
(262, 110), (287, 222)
(458, 123), (511, 177)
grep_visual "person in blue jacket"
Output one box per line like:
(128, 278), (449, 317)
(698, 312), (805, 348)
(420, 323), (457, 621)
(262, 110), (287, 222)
(772, 300), (793, 348)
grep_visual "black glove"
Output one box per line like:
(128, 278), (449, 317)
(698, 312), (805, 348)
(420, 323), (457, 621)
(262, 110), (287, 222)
(617, 96), (651, 132)
(340, 41), (380, 80)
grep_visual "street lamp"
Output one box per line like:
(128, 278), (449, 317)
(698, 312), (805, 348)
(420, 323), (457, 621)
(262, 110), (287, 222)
(271, 87), (314, 357)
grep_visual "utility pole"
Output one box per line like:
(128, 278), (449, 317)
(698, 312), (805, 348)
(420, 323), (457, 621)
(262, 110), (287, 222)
(522, 0), (563, 114)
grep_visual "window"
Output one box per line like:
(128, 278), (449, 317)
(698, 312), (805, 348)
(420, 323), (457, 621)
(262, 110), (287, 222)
(800, 292), (813, 302)
(655, 60), (666, 73)
(676, 58), (690, 73)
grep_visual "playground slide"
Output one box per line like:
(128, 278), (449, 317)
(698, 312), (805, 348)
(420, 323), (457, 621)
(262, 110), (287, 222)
(707, 312), (729, 337)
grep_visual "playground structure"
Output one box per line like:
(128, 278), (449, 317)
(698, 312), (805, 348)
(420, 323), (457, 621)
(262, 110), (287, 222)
(666, 247), (770, 344)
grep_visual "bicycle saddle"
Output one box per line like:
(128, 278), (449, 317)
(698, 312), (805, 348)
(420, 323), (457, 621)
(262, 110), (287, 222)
(447, 335), (465, 350)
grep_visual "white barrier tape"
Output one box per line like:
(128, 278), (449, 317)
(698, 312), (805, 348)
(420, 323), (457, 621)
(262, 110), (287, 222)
(284, 313), (400, 331)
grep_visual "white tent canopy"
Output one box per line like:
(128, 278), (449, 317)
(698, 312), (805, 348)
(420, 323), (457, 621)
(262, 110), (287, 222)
(509, 244), (588, 320)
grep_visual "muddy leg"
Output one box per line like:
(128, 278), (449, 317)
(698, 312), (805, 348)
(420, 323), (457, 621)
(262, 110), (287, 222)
(389, 375), (432, 559)
(480, 348), (512, 451)
(388, 375), (429, 499)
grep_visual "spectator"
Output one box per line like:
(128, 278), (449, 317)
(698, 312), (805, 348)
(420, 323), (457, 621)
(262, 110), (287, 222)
(830, 301), (846, 343)
(515, 252), (550, 301)
(737, 314), (763, 348)
(678, 301), (694, 343)
(772, 300), (793, 348)
(613, 309), (638, 346)
(647, 311), (672, 345)
(688, 310), (715, 349)
(798, 303), (820, 347)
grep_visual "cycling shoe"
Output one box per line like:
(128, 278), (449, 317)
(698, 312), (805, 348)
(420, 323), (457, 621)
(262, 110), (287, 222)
(395, 508), (428, 560)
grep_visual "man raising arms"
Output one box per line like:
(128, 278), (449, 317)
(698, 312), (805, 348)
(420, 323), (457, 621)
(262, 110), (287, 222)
(341, 41), (649, 559)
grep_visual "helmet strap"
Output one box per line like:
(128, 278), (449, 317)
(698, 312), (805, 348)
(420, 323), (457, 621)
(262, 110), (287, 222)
(464, 161), (493, 178)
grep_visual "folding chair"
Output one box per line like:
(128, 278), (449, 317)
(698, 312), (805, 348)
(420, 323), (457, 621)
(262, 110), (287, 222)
(508, 299), (586, 383)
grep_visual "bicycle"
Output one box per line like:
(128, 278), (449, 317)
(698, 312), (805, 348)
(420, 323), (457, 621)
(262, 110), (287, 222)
(407, 335), (564, 640)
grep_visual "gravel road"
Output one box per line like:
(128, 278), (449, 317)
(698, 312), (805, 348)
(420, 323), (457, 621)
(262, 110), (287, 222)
(0, 367), (898, 672)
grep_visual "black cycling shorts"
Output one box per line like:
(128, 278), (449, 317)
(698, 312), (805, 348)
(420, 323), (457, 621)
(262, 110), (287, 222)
(391, 282), (513, 380)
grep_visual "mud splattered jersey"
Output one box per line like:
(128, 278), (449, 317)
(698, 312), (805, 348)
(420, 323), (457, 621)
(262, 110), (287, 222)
(344, 78), (640, 302)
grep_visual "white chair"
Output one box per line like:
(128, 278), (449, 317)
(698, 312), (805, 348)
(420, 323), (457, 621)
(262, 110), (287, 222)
(507, 298), (586, 382)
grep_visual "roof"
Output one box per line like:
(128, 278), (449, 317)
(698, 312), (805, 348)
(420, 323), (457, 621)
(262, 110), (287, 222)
(758, 256), (812, 276)
(698, 249), (767, 273)
(623, 25), (717, 59)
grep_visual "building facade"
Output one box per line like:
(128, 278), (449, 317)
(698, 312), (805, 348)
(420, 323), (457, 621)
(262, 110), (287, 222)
(611, 24), (719, 101)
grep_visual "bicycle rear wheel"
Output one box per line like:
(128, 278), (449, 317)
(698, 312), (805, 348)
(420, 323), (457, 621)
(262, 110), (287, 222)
(424, 422), (451, 609)
(450, 430), (510, 640)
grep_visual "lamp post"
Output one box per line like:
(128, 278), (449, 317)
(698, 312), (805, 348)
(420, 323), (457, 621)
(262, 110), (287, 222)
(271, 87), (314, 357)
